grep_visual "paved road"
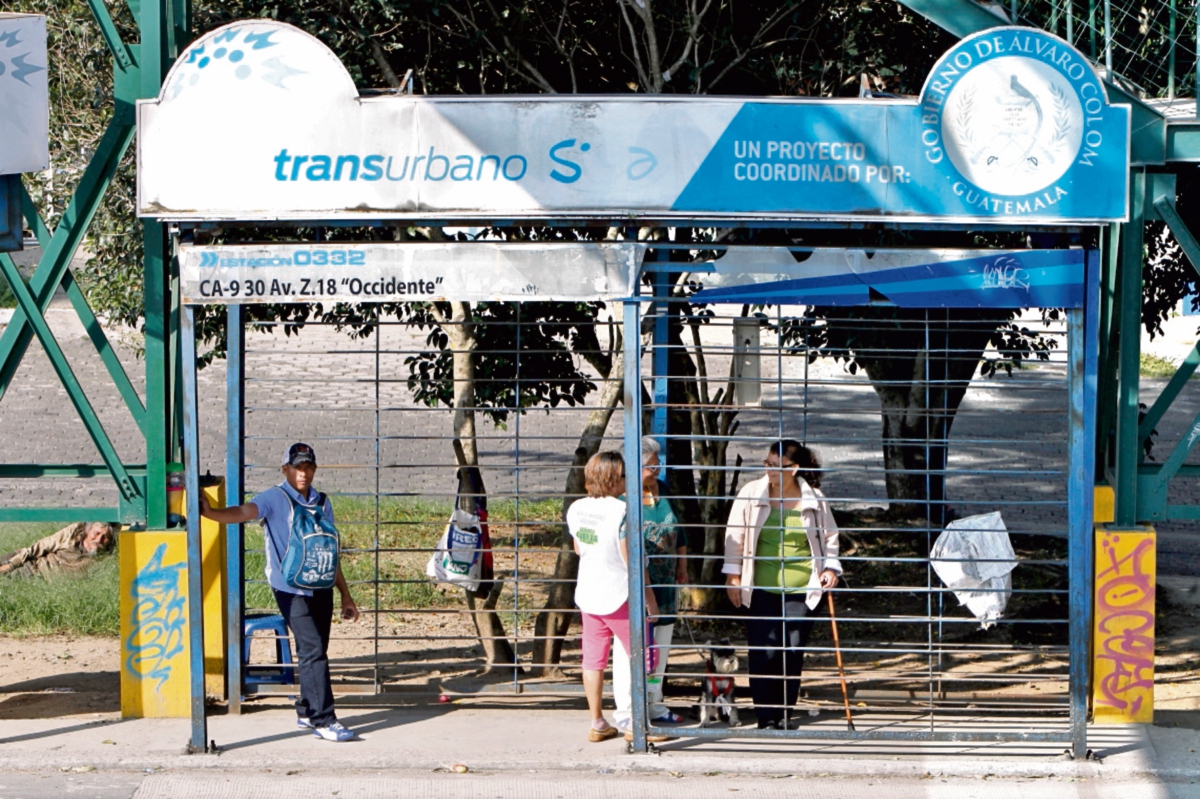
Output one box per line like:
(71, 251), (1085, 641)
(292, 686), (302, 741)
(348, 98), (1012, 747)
(0, 770), (1198, 799)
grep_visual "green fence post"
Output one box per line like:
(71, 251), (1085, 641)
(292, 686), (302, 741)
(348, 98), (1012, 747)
(1115, 171), (1146, 526)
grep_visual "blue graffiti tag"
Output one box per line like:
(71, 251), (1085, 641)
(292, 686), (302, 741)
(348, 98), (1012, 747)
(123, 544), (187, 692)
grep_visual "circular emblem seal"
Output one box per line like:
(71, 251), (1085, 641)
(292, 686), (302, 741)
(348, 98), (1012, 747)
(919, 27), (1109, 211)
(943, 56), (1083, 197)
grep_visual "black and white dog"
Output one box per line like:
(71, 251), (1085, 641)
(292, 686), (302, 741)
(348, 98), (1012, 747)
(697, 638), (740, 727)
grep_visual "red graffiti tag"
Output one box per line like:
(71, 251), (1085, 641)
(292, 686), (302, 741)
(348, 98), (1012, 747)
(1094, 536), (1155, 713)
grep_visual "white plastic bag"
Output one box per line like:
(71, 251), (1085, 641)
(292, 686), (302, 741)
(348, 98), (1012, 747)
(425, 507), (484, 592)
(930, 511), (1017, 629)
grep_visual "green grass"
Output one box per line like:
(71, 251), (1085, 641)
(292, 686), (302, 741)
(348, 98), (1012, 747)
(244, 494), (565, 614)
(1141, 352), (1181, 378)
(0, 523), (120, 636)
(0, 495), (568, 635)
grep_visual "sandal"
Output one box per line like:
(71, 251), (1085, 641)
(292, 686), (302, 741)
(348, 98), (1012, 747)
(588, 723), (618, 742)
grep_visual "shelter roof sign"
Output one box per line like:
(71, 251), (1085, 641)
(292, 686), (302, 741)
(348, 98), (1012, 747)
(179, 242), (646, 304)
(137, 22), (1129, 225)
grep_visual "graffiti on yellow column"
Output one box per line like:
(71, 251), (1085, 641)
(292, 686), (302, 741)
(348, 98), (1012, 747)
(124, 543), (187, 691)
(1092, 529), (1155, 723)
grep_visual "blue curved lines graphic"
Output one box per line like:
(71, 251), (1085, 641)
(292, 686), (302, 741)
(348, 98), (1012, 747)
(172, 28), (297, 97)
(628, 147), (658, 181)
(9, 53), (43, 84)
(260, 56), (306, 88)
(244, 31), (279, 50)
(124, 544), (187, 693)
(0, 27), (45, 87)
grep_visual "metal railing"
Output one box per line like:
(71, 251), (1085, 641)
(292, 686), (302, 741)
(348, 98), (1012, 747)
(1016, 0), (1198, 101)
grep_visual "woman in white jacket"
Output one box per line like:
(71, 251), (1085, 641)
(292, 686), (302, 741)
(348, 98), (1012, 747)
(723, 440), (841, 729)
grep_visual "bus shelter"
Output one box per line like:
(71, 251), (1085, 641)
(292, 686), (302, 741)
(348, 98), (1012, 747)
(136, 20), (1128, 757)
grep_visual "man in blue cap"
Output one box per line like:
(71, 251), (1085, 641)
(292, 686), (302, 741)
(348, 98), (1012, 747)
(200, 442), (359, 742)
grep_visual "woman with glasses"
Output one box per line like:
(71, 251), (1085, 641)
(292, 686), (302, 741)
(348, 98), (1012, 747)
(723, 439), (841, 729)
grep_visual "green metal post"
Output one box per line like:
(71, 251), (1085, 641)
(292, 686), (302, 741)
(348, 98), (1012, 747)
(140, 0), (178, 530)
(1104, 0), (1112, 72)
(1089, 0), (1097, 60)
(0, 257), (138, 502)
(1115, 171), (1145, 526)
(1169, 0), (1177, 99)
(1096, 222), (1121, 482)
(144, 224), (170, 530)
(0, 122), (134, 404)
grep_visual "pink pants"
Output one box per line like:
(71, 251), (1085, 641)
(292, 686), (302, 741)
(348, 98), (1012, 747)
(580, 602), (631, 671)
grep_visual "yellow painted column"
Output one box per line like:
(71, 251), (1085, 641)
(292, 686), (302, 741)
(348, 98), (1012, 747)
(195, 479), (227, 699)
(120, 530), (190, 718)
(1094, 485), (1115, 524)
(1092, 525), (1156, 724)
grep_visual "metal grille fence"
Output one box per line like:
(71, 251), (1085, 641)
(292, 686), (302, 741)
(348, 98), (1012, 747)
(1016, 0), (1197, 101)
(237, 311), (626, 694)
(230, 283), (1079, 741)
(636, 298), (1074, 740)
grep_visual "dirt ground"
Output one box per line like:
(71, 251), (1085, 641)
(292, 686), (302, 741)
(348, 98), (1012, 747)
(0, 635), (120, 719)
(2, 574), (1198, 727)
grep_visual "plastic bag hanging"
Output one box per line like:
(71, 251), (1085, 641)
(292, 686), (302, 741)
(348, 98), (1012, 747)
(930, 511), (1018, 629)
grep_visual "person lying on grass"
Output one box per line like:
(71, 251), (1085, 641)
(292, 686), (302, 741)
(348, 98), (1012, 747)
(0, 522), (118, 578)
(199, 442), (360, 743)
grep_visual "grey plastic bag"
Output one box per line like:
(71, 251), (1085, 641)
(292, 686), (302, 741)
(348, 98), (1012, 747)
(930, 511), (1017, 629)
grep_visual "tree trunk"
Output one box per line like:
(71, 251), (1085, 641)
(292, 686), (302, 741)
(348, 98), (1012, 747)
(446, 302), (479, 465)
(439, 303), (519, 673)
(677, 303), (745, 611)
(532, 344), (624, 677)
(856, 311), (998, 545)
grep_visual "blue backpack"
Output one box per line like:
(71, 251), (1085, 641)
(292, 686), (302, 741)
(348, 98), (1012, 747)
(271, 487), (340, 591)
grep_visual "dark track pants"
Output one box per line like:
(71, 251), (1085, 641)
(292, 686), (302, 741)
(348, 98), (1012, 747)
(274, 588), (336, 727)
(744, 590), (815, 724)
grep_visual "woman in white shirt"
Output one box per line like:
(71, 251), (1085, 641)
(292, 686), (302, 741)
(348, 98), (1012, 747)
(568, 450), (659, 742)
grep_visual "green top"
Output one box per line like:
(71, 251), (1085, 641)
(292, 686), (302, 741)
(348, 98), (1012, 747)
(753, 506), (812, 593)
(619, 490), (680, 615)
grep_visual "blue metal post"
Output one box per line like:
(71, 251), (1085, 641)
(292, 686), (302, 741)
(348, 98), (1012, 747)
(1067, 248), (1101, 759)
(181, 304), (207, 752)
(622, 299), (648, 753)
(225, 305), (245, 714)
(651, 249), (670, 443)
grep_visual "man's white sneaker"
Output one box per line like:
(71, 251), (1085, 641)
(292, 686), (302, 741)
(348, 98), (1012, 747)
(297, 717), (314, 729)
(312, 721), (355, 742)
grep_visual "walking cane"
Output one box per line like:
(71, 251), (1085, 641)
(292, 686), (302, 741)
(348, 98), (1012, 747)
(826, 590), (855, 731)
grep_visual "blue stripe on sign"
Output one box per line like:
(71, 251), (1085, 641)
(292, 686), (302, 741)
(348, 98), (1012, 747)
(692, 251), (1085, 308)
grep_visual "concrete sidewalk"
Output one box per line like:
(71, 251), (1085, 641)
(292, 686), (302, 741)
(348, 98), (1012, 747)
(0, 705), (1196, 783)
